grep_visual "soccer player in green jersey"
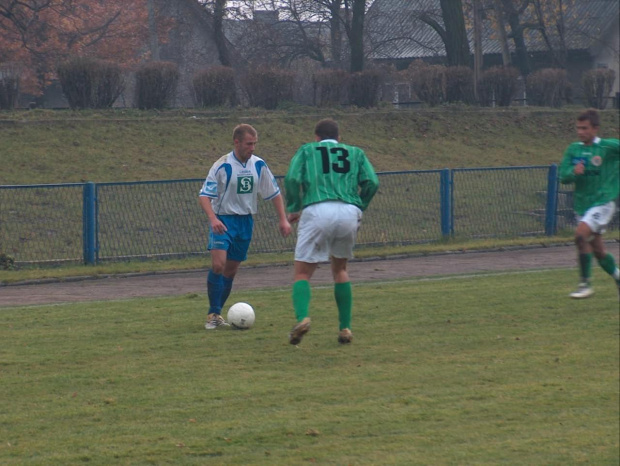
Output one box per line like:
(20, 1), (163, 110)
(559, 109), (620, 299)
(284, 118), (379, 345)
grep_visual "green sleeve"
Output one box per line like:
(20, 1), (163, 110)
(284, 147), (305, 213)
(358, 153), (379, 211)
(558, 144), (576, 184)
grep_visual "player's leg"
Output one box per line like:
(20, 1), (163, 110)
(220, 259), (241, 313)
(206, 248), (230, 329)
(211, 215), (252, 325)
(289, 204), (330, 345)
(571, 202), (618, 298)
(591, 234), (620, 295)
(330, 202), (361, 344)
(289, 261), (317, 345)
(331, 257), (353, 344)
(570, 221), (594, 298)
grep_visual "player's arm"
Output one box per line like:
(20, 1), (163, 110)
(270, 194), (292, 237)
(558, 145), (577, 183)
(199, 196), (226, 234)
(198, 168), (226, 234)
(284, 148), (305, 215)
(358, 153), (380, 211)
(602, 138), (620, 159)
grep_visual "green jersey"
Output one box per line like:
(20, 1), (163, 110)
(559, 137), (619, 215)
(284, 140), (379, 212)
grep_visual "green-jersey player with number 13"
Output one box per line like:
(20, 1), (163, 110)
(559, 109), (620, 299)
(284, 118), (379, 345)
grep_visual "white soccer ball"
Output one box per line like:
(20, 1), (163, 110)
(227, 302), (255, 330)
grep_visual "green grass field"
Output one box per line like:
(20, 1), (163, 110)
(2, 268), (618, 465)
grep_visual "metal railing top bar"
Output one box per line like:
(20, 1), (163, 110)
(0, 182), (86, 190)
(453, 165), (550, 172)
(97, 178), (205, 187)
(375, 169), (443, 175)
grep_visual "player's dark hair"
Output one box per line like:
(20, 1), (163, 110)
(233, 124), (257, 141)
(314, 118), (339, 140)
(577, 109), (600, 128)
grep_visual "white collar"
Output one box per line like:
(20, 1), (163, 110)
(580, 137), (601, 145)
(320, 139), (338, 143)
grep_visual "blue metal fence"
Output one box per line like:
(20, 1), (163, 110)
(1, 165), (617, 265)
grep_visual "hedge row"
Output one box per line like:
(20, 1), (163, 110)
(0, 58), (616, 110)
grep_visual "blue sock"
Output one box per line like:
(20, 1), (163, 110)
(207, 271), (223, 314)
(221, 276), (234, 311)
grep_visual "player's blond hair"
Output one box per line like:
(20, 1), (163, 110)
(233, 124), (257, 141)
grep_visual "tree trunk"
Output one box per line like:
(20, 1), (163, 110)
(349, 0), (366, 73)
(473, 0), (483, 99)
(329, 0), (343, 68)
(493, 0), (511, 65)
(439, 0), (471, 67)
(147, 0), (160, 60)
(501, 0), (530, 75)
(213, 0), (231, 67)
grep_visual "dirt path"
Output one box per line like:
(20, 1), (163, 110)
(5, 244), (618, 308)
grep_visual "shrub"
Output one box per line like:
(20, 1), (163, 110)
(134, 61), (179, 110)
(192, 66), (236, 107)
(582, 68), (616, 109)
(0, 63), (20, 110)
(444, 66), (475, 104)
(0, 252), (15, 270)
(312, 69), (349, 107)
(525, 68), (570, 107)
(478, 66), (519, 107)
(404, 61), (446, 107)
(347, 69), (383, 108)
(241, 66), (294, 109)
(57, 57), (124, 109)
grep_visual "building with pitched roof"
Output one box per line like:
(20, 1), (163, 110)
(367, 0), (619, 104)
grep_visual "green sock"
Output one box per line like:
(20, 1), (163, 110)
(597, 253), (620, 280)
(578, 253), (592, 283)
(334, 282), (352, 330)
(292, 280), (311, 322)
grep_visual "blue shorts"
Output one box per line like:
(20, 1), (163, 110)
(208, 214), (254, 262)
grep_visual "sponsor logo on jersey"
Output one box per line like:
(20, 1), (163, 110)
(591, 155), (602, 167)
(237, 176), (254, 194)
(572, 156), (587, 166)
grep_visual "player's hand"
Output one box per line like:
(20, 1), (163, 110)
(210, 218), (227, 235)
(574, 163), (585, 175)
(287, 212), (301, 223)
(279, 219), (292, 237)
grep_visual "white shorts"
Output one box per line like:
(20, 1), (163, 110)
(577, 201), (617, 234)
(295, 201), (362, 263)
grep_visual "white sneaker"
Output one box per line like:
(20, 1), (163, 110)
(569, 283), (593, 299)
(205, 313), (230, 330)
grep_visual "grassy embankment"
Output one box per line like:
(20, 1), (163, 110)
(1, 106), (618, 282)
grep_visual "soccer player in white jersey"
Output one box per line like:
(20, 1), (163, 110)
(284, 118), (379, 345)
(199, 124), (291, 329)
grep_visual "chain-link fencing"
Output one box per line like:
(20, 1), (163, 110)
(1, 166), (617, 265)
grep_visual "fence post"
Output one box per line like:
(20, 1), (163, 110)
(545, 164), (559, 236)
(82, 182), (97, 265)
(440, 168), (452, 237)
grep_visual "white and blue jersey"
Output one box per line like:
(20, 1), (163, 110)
(199, 151), (281, 215)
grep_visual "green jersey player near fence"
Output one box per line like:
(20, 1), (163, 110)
(284, 118), (379, 345)
(559, 108), (620, 299)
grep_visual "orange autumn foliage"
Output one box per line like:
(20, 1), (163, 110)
(0, 0), (169, 95)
